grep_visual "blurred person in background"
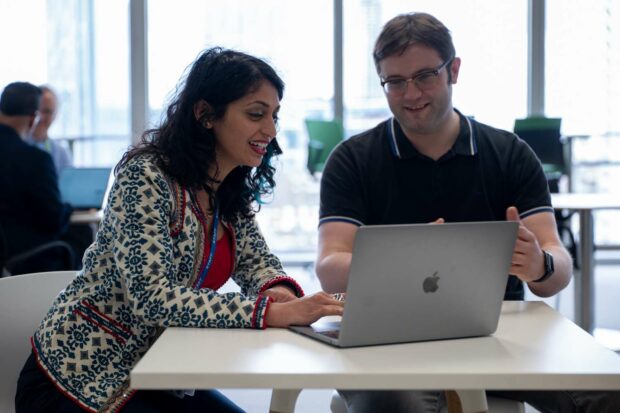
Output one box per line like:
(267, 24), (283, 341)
(27, 85), (73, 175)
(27, 84), (90, 270)
(0, 81), (73, 274)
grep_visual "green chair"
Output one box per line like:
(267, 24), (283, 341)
(513, 117), (566, 186)
(305, 119), (344, 176)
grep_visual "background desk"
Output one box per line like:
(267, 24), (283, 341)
(131, 302), (620, 413)
(551, 193), (620, 334)
(70, 209), (103, 225)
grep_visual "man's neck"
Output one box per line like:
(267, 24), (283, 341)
(0, 115), (28, 139)
(404, 110), (461, 161)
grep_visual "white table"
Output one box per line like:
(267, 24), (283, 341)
(551, 193), (620, 334)
(131, 302), (620, 413)
(70, 209), (103, 225)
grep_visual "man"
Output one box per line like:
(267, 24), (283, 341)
(316, 12), (618, 413)
(27, 85), (73, 174)
(0, 82), (73, 274)
(27, 84), (93, 269)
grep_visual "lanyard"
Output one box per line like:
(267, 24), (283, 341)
(193, 198), (220, 288)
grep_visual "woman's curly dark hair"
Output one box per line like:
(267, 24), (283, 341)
(117, 47), (284, 221)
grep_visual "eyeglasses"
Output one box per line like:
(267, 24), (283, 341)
(380, 58), (453, 95)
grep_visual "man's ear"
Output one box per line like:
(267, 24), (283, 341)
(193, 100), (213, 128)
(27, 114), (37, 129)
(449, 57), (461, 84)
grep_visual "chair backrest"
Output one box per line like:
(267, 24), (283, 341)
(3, 240), (75, 276)
(0, 271), (76, 412)
(305, 119), (344, 176)
(0, 219), (75, 276)
(513, 117), (565, 170)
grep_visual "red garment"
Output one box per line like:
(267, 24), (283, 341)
(199, 225), (234, 291)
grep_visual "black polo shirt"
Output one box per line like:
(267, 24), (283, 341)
(319, 110), (553, 300)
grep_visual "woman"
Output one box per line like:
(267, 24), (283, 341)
(15, 48), (344, 413)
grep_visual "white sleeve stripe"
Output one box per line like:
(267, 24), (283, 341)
(520, 206), (554, 218)
(318, 216), (364, 227)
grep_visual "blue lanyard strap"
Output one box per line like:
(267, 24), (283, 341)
(192, 195), (220, 288)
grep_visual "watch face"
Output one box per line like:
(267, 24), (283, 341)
(535, 251), (554, 283)
(546, 251), (554, 274)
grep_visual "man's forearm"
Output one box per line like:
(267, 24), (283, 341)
(315, 252), (353, 293)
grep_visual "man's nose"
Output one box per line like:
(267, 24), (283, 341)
(403, 78), (423, 99)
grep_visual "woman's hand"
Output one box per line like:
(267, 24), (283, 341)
(262, 285), (298, 303)
(265, 292), (345, 328)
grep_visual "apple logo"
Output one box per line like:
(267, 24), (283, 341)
(423, 271), (440, 293)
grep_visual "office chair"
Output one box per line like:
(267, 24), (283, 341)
(513, 117), (565, 183)
(0, 222), (75, 277)
(513, 117), (578, 268)
(305, 119), (344, 176)
(0, 271), (77, 412)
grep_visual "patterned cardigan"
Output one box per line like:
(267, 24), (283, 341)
(31, 155), (303, 412)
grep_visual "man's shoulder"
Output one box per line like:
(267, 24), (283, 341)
(27, 142), (54, 162)
(472, 118), (517, 141)
(338, 119), (390, 154)
(49, 138), (66, 151)
(6, 135), (53, 162)
(470, 118), (542, 173)
(0, 140), (56, 186)
(470, 118), (523, 152)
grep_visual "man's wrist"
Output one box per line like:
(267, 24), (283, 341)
(533, 250), (554, 283)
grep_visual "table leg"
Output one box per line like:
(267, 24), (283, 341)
(447, 390), (488, 413)
(576, 210), (595, 334)
(566, 139), (573, 193)
(269, 389), (301, 413)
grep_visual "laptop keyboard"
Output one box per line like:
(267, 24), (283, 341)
(318, 329), (340, 339)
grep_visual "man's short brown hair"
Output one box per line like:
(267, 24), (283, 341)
(373, 13), (455, 73)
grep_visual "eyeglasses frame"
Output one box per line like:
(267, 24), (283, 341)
(380, 57), (455, 94)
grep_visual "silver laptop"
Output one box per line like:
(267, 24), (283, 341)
(59, 167), (112, 210)
(290, 221), (518, 347)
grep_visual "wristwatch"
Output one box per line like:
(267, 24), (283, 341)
(533, 250), (554, 283)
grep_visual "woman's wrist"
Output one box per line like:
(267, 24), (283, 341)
(265, 302), (286, 328)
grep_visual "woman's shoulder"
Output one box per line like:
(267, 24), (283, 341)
(116, 154), (168, 183)
(116, 153), (161, 175)
(113, 154), (182, 201)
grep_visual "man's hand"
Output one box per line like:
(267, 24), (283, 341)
(262, 285), (298, 303)
(265, 292), (345, 328)
(506, 206), (545, 282)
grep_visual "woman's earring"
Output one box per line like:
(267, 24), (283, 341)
(203, 120), (212, 129)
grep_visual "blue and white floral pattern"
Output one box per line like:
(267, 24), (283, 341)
(32, 156), (303, 413)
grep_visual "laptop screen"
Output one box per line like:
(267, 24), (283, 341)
(59, 167), (112, 210)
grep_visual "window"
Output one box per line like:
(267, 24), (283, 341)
(547, 0), (620, 137)
(547, 0), (620, 244)
(0, 0), (130, 167)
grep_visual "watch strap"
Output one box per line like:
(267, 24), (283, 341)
(533, 250), (554, 283)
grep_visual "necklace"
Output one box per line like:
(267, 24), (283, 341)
(190, 189), (220, 288)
